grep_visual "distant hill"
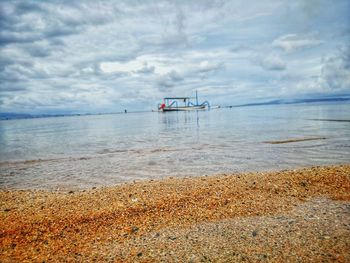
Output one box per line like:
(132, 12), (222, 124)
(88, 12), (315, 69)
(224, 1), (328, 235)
(1, 97), (349, 120)
(0, 112), (33, 120)
(229, 97), (350, 108)
(0, 112), (73, 120)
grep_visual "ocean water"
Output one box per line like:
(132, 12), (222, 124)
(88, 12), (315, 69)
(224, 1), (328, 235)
(1, 102), (349, 190)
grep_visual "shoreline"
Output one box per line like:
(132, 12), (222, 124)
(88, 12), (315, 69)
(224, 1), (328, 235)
(1, 165), (350, 262)
(2, 162), (349, 192)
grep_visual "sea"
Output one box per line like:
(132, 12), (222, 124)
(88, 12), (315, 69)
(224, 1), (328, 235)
(1, 102), (349, 190)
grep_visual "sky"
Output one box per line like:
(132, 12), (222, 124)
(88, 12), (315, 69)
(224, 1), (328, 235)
(0, 0), (349, 114)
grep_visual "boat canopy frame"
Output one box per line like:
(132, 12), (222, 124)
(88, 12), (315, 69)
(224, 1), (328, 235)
(162, 97), (194, 108)
(158, 91), (210, 111)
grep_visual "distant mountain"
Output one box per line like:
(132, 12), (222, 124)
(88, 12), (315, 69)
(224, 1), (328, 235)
(0, 112), (33, 120)
(0, 112), (78, 120)
(228, 97), (350, 108)
(1, 97), (349, 120)
(285, 97), (350, 104)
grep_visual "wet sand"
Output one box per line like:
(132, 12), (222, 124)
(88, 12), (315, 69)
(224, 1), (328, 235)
(264, 137), (327, 144)
(1, 165), (350, 262)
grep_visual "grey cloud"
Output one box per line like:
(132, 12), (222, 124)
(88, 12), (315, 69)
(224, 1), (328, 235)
(26, 43), (52, 58)
(230, 45), (253, 53)
(70, 62), (106, 79)
(0, 56), (35, 82)
(0, 69), (23, 82)
(157, 70), (183, 90)
(44, 27), (80, 39)
(49, 39), (65, 46)
(2, 63), (49, 80)
(173, 3), (188, 46)
(0, 3), (20, 31)
(0, 31), (39, 45)
(0, 54), (15, 71)
(0, 3), (43, 45)
(320, 46), (350, 91)
(279, 45), (350, 96)
(15, 1), (44, 15)
(140, 34), (187, 49)
(260, 55), (286, 71)
(139, 1), (191, 49)
(0, 83), (28, 92)
(167, 70), (183, 81)
(0, 1), (117, 46)
(135, 63), (155, 74)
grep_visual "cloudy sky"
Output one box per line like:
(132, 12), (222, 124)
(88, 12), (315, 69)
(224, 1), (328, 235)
(0, 0), (349, 114)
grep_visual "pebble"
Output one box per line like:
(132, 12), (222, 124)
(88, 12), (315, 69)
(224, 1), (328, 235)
(131, 226), (139, 233)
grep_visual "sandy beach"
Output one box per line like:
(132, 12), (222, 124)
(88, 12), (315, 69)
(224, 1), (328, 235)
(1, 165), (349, 262)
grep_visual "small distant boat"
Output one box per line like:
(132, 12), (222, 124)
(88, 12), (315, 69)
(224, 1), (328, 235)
(158, 91), (210, 112)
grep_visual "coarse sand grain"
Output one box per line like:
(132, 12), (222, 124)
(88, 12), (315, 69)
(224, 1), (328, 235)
(1, 165), (349, 262)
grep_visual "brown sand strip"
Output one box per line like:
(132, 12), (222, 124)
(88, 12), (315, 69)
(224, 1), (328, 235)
(264, 137), (327, 144)
(1, 165), (349, 262)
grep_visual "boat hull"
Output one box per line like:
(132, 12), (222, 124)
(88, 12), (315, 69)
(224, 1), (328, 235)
(161, 105), (206, 111)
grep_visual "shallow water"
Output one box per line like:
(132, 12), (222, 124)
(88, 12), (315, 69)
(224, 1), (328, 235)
(1, 102), (349, 190)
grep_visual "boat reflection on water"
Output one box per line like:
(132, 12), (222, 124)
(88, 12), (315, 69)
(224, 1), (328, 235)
(158, 110), (201, 129)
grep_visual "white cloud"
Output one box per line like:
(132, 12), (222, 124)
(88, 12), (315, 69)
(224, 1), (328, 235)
(100, 61), (142, 74)
(198, 60), (224, 73)
(272, 34), (323, 52)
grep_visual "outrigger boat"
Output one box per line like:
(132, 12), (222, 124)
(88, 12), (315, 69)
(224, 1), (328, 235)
(158, 91), (210, 112)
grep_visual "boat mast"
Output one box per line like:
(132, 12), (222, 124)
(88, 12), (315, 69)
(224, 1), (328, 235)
(196, 90), (198, 106)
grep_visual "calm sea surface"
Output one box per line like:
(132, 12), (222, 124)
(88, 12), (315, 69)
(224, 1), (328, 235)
(1, 103), (349, 190)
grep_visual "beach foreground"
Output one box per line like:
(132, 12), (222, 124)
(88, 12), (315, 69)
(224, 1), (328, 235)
(1, 165), (350, 262)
